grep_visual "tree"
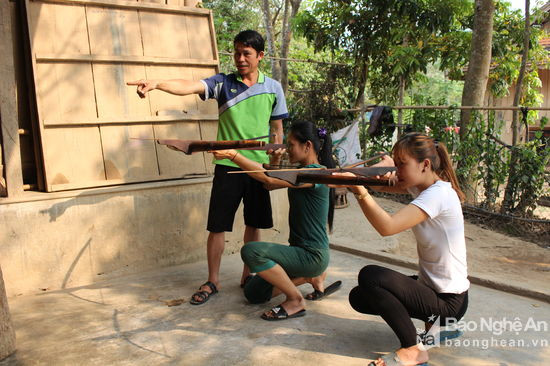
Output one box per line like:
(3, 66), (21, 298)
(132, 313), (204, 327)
(456, 0), (494, 201)
(202, 0), (262, 72)
(279, 0), (302, 93)
(459, 0), (495, 139)
(261, 0), (281, 80)
(296, 0), (469, 107)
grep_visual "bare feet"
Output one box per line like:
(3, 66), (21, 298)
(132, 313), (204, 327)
(306, 272), (327, 293)
(263, 296), (305, 318)
(371, 345), (429, 366)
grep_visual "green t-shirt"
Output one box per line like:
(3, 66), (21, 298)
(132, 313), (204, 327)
(200, 71), (289, 167)
(287, 164), (330, 251)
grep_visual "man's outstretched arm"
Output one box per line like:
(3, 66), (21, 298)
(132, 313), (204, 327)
(126, 79), (204, 98)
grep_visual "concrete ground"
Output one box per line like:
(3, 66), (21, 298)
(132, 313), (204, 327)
(1, 250), (549, 366)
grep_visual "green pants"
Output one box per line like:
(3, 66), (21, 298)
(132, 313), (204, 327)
(241, 241), (330, 304)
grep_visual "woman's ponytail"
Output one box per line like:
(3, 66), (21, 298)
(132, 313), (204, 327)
(435, 142), (465, 202)
(393, 133), (465, 202)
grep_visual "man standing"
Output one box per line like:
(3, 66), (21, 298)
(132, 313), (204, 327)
(128, 30), (287, 304)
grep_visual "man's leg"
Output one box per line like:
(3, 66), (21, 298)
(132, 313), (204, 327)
(206, 231), (225, 288)
(192, 165), (243, 304)
(241, 225), (260, 284)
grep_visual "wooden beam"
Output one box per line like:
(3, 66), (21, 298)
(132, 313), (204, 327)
(42, 113), (219, 126)
(31, 0), (212, 15)
(0, 0), (24, 197)
(36, 54), (219, 67)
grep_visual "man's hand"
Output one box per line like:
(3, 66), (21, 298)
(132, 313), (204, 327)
(127, 79), (159, 98)
(210, 149), (237, 161)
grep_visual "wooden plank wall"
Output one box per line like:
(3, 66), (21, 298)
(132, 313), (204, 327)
(0, 0), (25, 197)
(25, 0), (218, 191)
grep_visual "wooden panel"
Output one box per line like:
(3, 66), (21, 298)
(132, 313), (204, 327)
(26, 0), (219, 190)
(145, 66), (198, 115)
(42, 127), (105, 188)
(166, 0), (185, 5)
(86, 6), (143, 56)
(0, 0), (24, 196)
(100, 124), (159, 180)
(153, 122), (207, 177)
(93, 64), (151, 118)
(185, 14), (214, 60)
(199, 120), (217, 176)
(140, 11), (191, 59)
(192, 66), (218, 115)
(28, 2), (89, 55)
(34, 0), (211, 15)
(35, 62), (97, 123)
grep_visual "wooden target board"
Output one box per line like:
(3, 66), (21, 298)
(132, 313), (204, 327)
(25, 0), (219, 191)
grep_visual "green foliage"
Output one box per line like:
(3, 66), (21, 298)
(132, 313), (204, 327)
(505, 118), (550, 216)
(479, 114), (509, 209)
(286, 61), (356, 131)
(296, 0), (472, 104)
(488, 2), (547, 106)
(401, 106), (548, 216)
(203, 0), (262, 73)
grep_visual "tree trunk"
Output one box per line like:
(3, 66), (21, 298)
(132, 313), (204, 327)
(262, 0), (281, 81)
(397, 75), (406, 137)
(280, 0), (301, 94)
(354, 58), (369, 109)
(459, 0), (494, 137)
(458, 0), (495, 201)
(501, 0), (531, 213)
(0, 265), (16, 361)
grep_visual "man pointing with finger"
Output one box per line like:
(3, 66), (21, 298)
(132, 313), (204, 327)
(127, 30), (288, 305)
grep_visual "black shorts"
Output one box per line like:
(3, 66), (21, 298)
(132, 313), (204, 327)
(207, 164), (273, 233)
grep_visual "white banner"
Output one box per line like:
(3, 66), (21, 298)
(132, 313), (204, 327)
(331, 121), (362, 167)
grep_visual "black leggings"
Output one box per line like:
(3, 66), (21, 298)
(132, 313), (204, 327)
(349, 265), (468, 348)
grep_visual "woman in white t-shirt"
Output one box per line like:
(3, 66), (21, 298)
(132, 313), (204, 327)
(336, 132), (469, 366)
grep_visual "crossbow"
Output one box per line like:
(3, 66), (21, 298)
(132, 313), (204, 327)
(130, 134), (284, 155)
(231, 154), (396, 186)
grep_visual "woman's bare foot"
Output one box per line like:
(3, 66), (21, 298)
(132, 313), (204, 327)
(372, 345), (429, 365)
(263, 296), (305, 318)
(307, 272), (327, 293)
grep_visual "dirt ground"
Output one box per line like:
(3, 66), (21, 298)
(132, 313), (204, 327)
(329, 195), (550, 297)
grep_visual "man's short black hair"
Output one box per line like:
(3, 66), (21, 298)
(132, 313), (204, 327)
(234, 30), (265, 53)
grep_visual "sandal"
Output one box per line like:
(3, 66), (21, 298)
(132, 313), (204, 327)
(261, 304), (306, 321)
(240, 275), (254, 288)
(368, 352), (428, 366)
(305, 280), (342, 301)
(189, 281), (218, 305)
